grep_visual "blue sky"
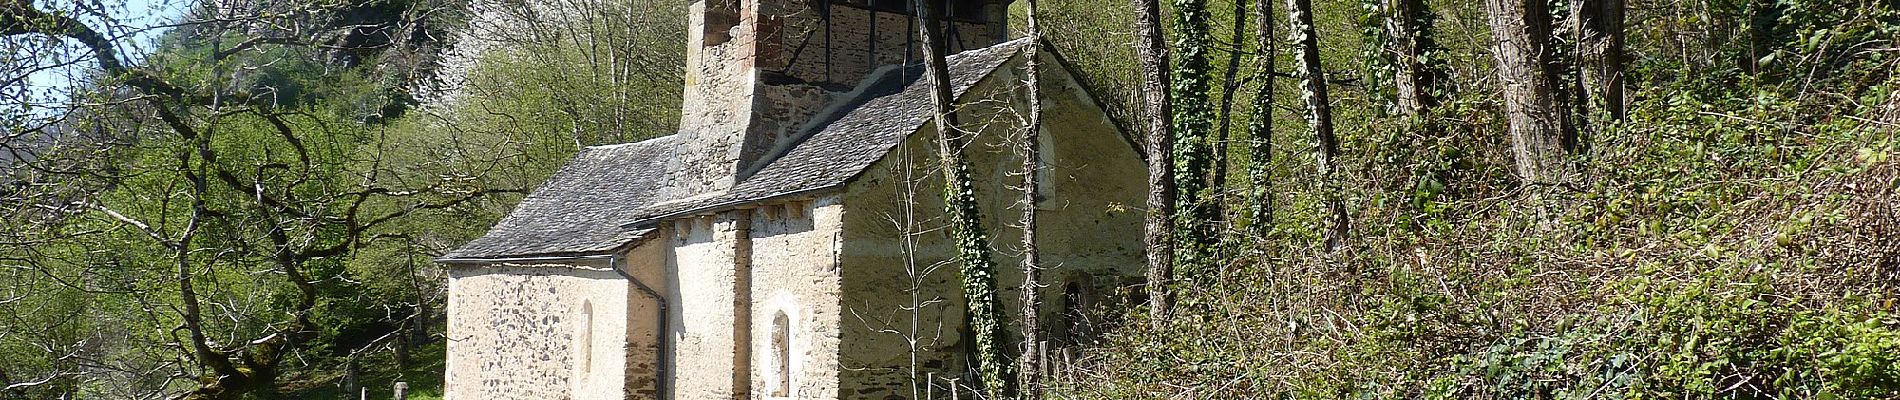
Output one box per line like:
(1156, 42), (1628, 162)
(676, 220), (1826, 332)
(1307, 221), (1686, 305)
(12, 0), (189, 116)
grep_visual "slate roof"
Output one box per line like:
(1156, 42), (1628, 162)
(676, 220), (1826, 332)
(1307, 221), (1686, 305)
(439, 136), (674, 259)
(441, 38), (1031, 261)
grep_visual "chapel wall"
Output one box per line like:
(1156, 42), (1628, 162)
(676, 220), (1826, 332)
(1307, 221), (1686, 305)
(744, 196), (847, 399)
(444, 261), (634, 400)
(831, 51), (1149, 399)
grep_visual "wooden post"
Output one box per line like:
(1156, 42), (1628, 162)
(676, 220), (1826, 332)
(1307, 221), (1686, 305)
(393, 382), (408, 400)
(358, 387), (366, 400)
(342, 358), (359, 397)
(395, 331), (411, 371)
(1039, 341), (1049, 378)
(1063, 348), (1076, 378)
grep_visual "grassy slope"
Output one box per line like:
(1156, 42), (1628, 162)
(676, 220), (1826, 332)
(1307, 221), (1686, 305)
(1055, 49), (1900, 400)
(283, 342), (446, 400)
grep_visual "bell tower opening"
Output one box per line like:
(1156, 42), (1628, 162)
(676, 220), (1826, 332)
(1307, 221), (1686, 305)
(702, 0), (740, 46)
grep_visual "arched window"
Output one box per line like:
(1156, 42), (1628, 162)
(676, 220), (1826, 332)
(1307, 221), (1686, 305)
(770, 312), (792, 396)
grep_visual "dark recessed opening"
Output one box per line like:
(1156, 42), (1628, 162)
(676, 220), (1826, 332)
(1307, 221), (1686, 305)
(703, 0), (740, 46)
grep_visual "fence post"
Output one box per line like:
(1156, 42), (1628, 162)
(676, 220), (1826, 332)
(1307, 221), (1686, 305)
(1064, 347), (1077, 382)
(393, 382), (408, 400)
(1039, 341), (1049, 378)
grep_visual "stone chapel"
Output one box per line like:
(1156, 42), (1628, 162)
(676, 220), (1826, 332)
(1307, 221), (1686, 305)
(436, 0), (1148, 398)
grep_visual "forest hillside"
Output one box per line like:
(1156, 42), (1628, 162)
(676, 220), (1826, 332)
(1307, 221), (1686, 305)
(3, 0), (1898, 398)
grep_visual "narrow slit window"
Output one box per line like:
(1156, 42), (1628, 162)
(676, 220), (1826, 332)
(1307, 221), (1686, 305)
(578, 301), (594, 374)
(771, 312), (792, 396)
(1035, 128), (1055, 202)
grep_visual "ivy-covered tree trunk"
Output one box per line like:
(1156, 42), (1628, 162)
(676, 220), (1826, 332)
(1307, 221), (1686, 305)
(1247, 0), (1278, 238)
(1131, 0), (1178, 324)
(1361, 0), (1444, 118)
(1017, 0), (1046, 395)
(1574, 0), (1626, 125)
(1287, 0), (1349, 251)
(1385, 0), (1445, 117)
(911, 1), (1012, 396)
(1171, 0), (1219, 278)
(1485, 0), (1579, 184)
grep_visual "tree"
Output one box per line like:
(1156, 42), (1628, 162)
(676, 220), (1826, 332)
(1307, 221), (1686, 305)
(1, 1), (517, 398)
(1286, 0), (1348, 251)
(433, 0), (685, 147)
(1210, 0), (1249, 231)
(1382, 0), (1446, 117)
(911, 0), (1012, 396)
(1484, 0), (1579, 184)
(1245, 0), (1277, 239)
(1170, 0), (1220, 278)
(1132, 0), (1177, 325)
(1573, 0), (1626, 125)
(1017, 0), (1047, 395)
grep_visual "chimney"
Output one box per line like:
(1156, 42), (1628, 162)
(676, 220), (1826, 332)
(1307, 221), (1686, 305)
(670, 0), (1009, 195)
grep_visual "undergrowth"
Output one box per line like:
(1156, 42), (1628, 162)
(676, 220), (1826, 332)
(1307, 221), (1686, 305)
(1053, 39), (1900, 400)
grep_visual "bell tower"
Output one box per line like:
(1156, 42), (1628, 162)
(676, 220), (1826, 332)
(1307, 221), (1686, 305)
(670, 0), (1009, 196)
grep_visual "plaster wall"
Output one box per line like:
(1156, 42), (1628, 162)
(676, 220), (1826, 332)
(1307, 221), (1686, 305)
(667, 213), (749, 400)
(744, 197), (846, 400)
(832, 50), (1148, 399)
(673, 0), (761, 194)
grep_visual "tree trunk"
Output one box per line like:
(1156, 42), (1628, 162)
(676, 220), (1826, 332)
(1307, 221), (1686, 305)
(1211, 0), (1250, 230)
(1017, 0), (1046, 396)
(1132, 0), (1177, 325)
(1247, 0), (1277, 239)
(1287, 0), (1349, 251)
(1171, 0), (1220, 276)
(912, 1), (1012, 396)
(1574, 0), (1626, 124)
(1485, 0), (1578, 184)
(1385, 0), (1442, 117)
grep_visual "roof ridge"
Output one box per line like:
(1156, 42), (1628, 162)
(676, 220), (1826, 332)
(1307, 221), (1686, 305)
(583, 132), (679, 150)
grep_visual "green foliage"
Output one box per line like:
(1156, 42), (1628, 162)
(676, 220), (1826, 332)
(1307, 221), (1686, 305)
(1357, 0), (1394, 109)
(442, 0), (685, 149)
(940, 150), (1015, 397)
